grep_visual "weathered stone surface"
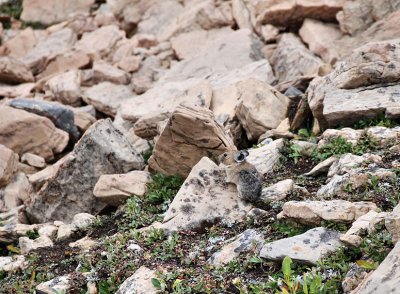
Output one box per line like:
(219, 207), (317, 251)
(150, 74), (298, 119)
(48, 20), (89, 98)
(38, 224), (59, 240)
(22, 28), (77, 75)
(93, 171), (150, 206)
(21, 153), (46, 169)
(2, 172), (32, 211)
(130, 55), (163, 94)
(70, 106), (97, 132)
(83, 82), (135, 117)
(44, 70), (82, 106)
(115, 266), (158, 294)
(232, 0), (252, 30)
(352, 241), (400, 293)
(121, 79), (212, 130)
(0, 255), (27, 272)
(234, 79), (289, 141)
(0, 223), (38, 244)
(8, 98), (80, 141)
(36, 274), (71, 293)
(69, 236), (97, 251)
(385, 203), (400, 243)
(92, 62), (130, 85)
(0, 106), (69, 161)
(160, 29), (264, 83)
(271, 33), (323, 83)
(0, 145), (18, 187)
(317, 168), (395, 198)
(56, 224), (76, 241)
(0, 56), (34, 84)
(304, 156), (338, 177)
(209, 229), (264, 265)
(327, 153), (382, 178)
(318, 128), (363, 147)
(2, 27), (37, 59)
(261, 179), (309, 202)
(337, 0), (400, 36)
(75, 24), (125, 57)
(152, 157), (252, 232)
(0, 83), (35, 98)
(21, 0), (95, 25)
(246, 139), (284, 175)
(278, 200), (379, 225)
(367, 126), (400, 146)
(308, 39), (400, 129)
(71, 213), (95, 231)
(19, 235), (53, 255)
(342, 261), (372, 293)
(26, 119), (144, 223)
(148, 105), (235, 177)
(299, 19), (342, 63)
(260, 227), (343, 265)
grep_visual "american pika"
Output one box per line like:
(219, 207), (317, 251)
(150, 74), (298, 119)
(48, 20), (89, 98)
(219, 150), (262, 202)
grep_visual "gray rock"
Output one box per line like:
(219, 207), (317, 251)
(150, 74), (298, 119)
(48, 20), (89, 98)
(261, 179), (309, 202)
(152, 157), (252, 232)
(19, 235), (53, 255)
(247, 139), (284, 175)
(0, 255), (27, 272)
(304, 156), (338, 177)
(260, 227), (343, 265)
(352, 241), (400, 293)
(9, 98), (80, 141)
(209, 229), (264, 265)
(36, 274), (71, 293)
(26, 119), (144, 223)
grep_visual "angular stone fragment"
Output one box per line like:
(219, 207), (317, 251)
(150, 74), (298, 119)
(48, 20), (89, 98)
(0, 255), (27, 272)
(19, 235), (53, 255)
(260, 227), (343, 265)
(0, 145), (19, 187)
(44, 70), (82, 106)
(115, 266), (158, 294)
(148, 105), (235, 177)
(2, 27), (37, 59)
(327, 153), (382, 178)
(92, 62), (130, 85)
(385, 203), (400, 243)
(2, 172), (32, 210)
(304, 156), (338, 177)
(152, 157), (252, 232)
(246, 139), (284, 175)
(278, 200), (379, 225)
(26, 119), (144, 223)
(36, 274), (71, 293)
(271, 33), (323, 83)
(93, 171), (150, 206)
(0, 56), (34, 84)
(0, 106), (69, 161)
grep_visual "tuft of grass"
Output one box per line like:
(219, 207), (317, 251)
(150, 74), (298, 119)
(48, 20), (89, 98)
(354, 113), (398, 129)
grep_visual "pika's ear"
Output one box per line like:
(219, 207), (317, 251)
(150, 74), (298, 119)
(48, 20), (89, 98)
(234, 151), (246, 163)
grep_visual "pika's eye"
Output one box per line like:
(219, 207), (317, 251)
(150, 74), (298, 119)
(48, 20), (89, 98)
(223, 153), (227, 157)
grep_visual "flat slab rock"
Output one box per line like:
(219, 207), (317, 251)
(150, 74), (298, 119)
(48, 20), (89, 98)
(153, 157), (252, 233)
(260, 227), (343, 265)
(115, 266), (158, 294)
(352, 241), (400, 293)
(278, 200), (379, 225)
(26, 119), (144, 223)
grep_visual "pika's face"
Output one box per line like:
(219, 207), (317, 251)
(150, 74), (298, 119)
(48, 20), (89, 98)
(219, 150), (249, 165)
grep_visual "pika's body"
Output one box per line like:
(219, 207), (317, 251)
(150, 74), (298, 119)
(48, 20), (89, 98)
(219, 150), (262, 202)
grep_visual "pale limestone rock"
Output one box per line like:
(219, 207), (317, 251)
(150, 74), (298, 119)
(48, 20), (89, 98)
(232, 0), (252, 30)
(234, 79), (289, 141)
(385, 203), (400, 243)
(367, 126), (400, 146)
(122, 79), (212, 129)
(318, 128), (363, 147)
(148, 105), (235, 177)
(327, 153), (382, 178)
(152, 157), (252, 232)
(45, 70), (82, 106)
(0, 223), (38, 244)
(0, 144), (18, 187)
(38, 224), (58, 240)
(278, 200), (379, 225)
(75, 25), (125, 57)
(36, 274), (71, 293)
(247, 139), (284, 175)
(19, 235), (53, 255)
(208, 229), (264, 265)
(304, 156), (338, 177)
(2, 172), (32, 210)
(2, 27), (37, 58)
(71, 213), (95, 231)
(26, 119), (144, 223)
(0, 83), (36, 98)
(115, 266), (158, 294)
(0, 106), (69, 161)
(0, 255), (27, 272)
(0, 56), (34, 84)
(93, 171), (150, 206)
(271, 33), (324, 83)
(352, 241), (400, 293)
(261, 179), (309, 201)
(260, 227), (343, 265)
(57, 224), (76, 241)
(260, 24), (279, 43)
(21, 0), (95, 25)
(70, 107), (96, 132)
(22, 28), (77, 75)
(92, 62), (130, 85)
(308, 39), (400, 129)
(21, 153), (46, 168)
(299, 19), (342, 63)
(82, 82), (135, 117)
(69, 236), (97, 251)
(116, 56), (141, 73)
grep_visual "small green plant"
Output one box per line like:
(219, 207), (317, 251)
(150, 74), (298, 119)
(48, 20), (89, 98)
(288, 144), (304, 164)
(312, 136), (353, 162)
(354, 113), (397, 129)
(142, 145), (153, 165)
(26, 229), (39, 240)
(280, 256), (300, 294)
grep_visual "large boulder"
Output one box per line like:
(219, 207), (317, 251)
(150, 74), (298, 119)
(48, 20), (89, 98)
(148, 105), (235, 177)
(0, 106), (69, 161)
(21, 0), (95, 25)
(153, 157), (252, 232)
(0, 56), (34, 84)
(271, 33), (324, 83)
(307, 39), (400, 128)
(26, 119), (144, 223)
